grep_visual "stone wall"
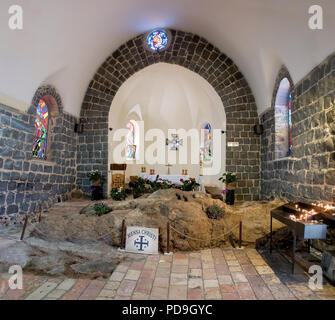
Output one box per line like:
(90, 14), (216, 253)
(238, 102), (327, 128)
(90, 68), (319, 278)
(0, 86), (77, 225)
(261, 54), (335, 203)
(77, 29), (261, 201)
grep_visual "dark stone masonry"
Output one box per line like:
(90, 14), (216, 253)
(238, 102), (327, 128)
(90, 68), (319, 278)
(261, 54), (335, 203)
(0, 85), (77, 224)
(77, 29), (261, 201)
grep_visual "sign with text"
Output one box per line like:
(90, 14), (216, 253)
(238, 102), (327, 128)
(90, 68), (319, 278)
(125, 226), (159, 255)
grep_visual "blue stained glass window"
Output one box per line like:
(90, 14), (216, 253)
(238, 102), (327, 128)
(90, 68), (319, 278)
(203, 123), (212, 161)
(147, 30), (168, 51)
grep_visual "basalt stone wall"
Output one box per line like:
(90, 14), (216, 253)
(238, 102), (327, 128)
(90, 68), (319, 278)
(261, 54), (335, 203)
(78, 29), (261, 201)
(0, 85), (77, 225)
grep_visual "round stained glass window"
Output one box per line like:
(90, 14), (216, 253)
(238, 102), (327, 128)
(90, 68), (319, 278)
(146, 30), (169, 51)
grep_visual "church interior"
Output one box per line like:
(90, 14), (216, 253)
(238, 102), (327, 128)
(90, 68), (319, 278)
(0, 0), (335, 301)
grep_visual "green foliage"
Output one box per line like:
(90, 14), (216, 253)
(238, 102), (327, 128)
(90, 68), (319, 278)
(87, 170), (103, 182)
(206, 205), (225, 220)
(179, 178), (200, 191)
(110, 188), (127, 201)
(147, 175), (175, 192)
(128, 177), (149, 198)
(218, 172), (237, 184)
(93, 203), (110, 216)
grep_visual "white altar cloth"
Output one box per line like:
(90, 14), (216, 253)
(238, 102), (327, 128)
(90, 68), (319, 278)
(139, 174), (190, 185)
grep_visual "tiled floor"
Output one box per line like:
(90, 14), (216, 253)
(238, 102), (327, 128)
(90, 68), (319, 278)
(1, 248), (335, 300)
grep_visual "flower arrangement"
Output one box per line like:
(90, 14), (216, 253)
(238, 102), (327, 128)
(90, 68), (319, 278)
(147, 175), (174, 192)
(218, 172), (237, 185)
(110, 188), (127, 201)
(206, 205), (225, 220)
(179, 178), (200, 191)
(93, 203), (110, 216)
(87, 170), (103, 182)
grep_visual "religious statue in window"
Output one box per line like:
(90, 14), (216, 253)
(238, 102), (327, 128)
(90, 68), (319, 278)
(203, 123), (213, 161)
(126, 120), (137, 160)
(32, 99), (49, 159)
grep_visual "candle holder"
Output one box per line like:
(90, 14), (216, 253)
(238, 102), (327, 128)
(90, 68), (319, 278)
(141, 167), (146, 173)
(150, 169), (155, 175)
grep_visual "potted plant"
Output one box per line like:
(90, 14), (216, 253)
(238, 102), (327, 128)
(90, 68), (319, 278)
(128, 177), (148, 199)
(110, 188), (127, 201)
(219, 172), (237, 205)
(180, 178), (200, 191)
(87, 170), (104, 200)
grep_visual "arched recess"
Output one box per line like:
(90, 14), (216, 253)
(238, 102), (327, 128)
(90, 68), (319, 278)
(28, 84), (63, 162)
(107, 63), (227, 196)
(271, 67), (294, 159)
(78, 29), (261, 201)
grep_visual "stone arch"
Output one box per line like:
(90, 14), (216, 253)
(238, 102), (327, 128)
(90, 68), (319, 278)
(78, 29), (261, 201)
(271, 66), (294, 110)
(29, 84), (63, 162)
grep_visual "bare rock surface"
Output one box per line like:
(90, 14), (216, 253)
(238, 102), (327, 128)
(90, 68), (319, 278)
(0, 191), (287, 278)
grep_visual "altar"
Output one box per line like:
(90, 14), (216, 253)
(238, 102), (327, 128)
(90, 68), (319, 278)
(139, 173), (190, 185)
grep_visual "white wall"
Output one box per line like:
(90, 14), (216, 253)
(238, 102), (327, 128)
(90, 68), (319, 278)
(1, 0), (335, 116)
(108, 63), (226, 195)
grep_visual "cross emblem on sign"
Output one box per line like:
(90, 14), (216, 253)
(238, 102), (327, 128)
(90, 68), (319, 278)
(134, 236), (149, 252)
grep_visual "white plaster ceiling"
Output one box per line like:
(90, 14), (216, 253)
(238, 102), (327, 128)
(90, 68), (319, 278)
(0, 0), (334, 117)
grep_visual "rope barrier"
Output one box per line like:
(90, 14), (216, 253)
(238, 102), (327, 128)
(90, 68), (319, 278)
(169, 221), (241, 242)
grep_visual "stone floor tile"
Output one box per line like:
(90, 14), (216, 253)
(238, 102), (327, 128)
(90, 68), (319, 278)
(170, 273), (188, 286)
(229, 266), (242, 272)
(134, 278), (153, 295)
(150, 286), (168, 299)
(251, 285), (274, 300)
(169, 285), (187, 300)
(242, 264), (258, 276)
(220, 285), (237, 293)
(153, 277), (169, 288)
(110, 271), (125, 282)
(218, 275), (234, 286)
(188, 278), (203, 290)
(116, 280), (137, 297)
(173, 259), (189, 266)
(104, 281), (121, 291)
(188, 289), (203, 300)
(204, 279), (219, 288)
(46, 289), (66, 299)
(132, 292), (149, 300)
(203, 268), (217, 280)
(114, 264), (130, 273)
(25, 282), (58, 300)
(189, 268), (202, 277)
(256, 266), (274, 275)
(172, 265), (188, 273)
(57, 279), (77, 291)
(79, 280), (105, 300)
(98, 289), (116, 298)
(125, 269), (141, 281)
(205, 287), (221, 300)
(246, 275), (266, 287)
(221, 292), (240, 300)
(236, 282), (256, 300)
(141, 269), (156, 280)
(61, 279), (90, 300)
(231, 272), (248, 283)
(215, 264), (230, 275)
(189, 258), (202, 269)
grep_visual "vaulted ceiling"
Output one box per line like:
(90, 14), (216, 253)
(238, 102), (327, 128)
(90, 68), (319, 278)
(0, 0), (334, 116)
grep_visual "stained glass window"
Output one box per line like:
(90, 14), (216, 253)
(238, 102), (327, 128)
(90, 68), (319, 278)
(203, 123), (212, 161)
(288, 93), (293, 153)
(147, 30), (168, 51)
(126, 120), (137, 160)
(32, 99), (48, 159)
(275, 78), (291, 159)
